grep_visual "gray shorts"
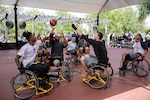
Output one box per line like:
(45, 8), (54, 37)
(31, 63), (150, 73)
(84, 55), (99, 67)
(125, 52), (141, 61)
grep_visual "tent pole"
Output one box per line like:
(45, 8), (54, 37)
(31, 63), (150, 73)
(14, 4), (19, 49)
(96, 14), (99, 27)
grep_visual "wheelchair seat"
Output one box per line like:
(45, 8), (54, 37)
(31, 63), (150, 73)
(49, 56), (63, 66)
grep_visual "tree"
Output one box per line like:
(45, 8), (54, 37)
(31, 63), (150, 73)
(138, 3), (150, 22)
(55, 11), (74, 34)
(86, 6), (143, 34)
(23, 9), (46, 34)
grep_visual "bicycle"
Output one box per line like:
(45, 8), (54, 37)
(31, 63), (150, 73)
(119, 57), (150, 77)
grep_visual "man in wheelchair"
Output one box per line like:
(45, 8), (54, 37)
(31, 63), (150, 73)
(15, 31), (49, 78)
(48, 28), (68, 69)
(71, 23), (108, 73)
(119, 34), (148, 72)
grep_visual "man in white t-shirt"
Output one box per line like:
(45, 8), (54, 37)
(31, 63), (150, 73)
(67, 37), (77, 53)
(15, 31), (49, 77)
(119, 34), (148, 71)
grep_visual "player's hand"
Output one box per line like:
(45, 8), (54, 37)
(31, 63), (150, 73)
(137, 56), (143, 60)
(18, 67), (25, 74)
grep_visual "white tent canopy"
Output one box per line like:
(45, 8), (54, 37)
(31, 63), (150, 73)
(0, 0), (149, 14)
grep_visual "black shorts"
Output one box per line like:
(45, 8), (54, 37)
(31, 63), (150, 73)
(84, 55), (99, 68)
(125, 52), (141, 61)
(28, 63), (49, 77)
(68, 50), (77, 55)
(49, 56), (63, 66)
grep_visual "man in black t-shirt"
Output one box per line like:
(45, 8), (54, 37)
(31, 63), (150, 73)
(49, 28), (68, 66)
(71, 23), (108, 71)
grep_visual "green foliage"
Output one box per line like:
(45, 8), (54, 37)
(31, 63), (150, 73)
(56, 11), (72, 17)
(144, 28), (150, 34)
(25, 9), (45, 15)
(0, 5), (13, 12)
(87, 7), (143, 34)
(55, 11), (74, 34)
(138, 3), (150, 22)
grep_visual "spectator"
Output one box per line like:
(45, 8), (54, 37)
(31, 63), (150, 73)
(78, 36), (90, 55)
(67, 37), (79, 65)
(66, 32), (72, 41)
(36, 34), (49, 62)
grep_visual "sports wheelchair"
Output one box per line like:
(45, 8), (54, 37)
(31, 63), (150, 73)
(82, 61), (113, 89)
(10, 52), (73, 100)
(119, 57), (150, 77)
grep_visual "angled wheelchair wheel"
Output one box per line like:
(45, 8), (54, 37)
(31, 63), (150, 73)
(63, 65), (73, 82)
(106, 64), (113, 77)
(12, 70), (39, 100)
(63, 52), (74, 65)
(86, 65), (110, 89)
(133, 59), (149, 77)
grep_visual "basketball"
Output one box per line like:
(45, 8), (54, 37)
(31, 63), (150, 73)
(50, 18), (57, 26)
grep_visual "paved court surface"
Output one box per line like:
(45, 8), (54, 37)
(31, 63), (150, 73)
(0, 47), (150, 100)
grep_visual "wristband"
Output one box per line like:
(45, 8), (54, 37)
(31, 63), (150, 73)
(72, 24), (77, 30)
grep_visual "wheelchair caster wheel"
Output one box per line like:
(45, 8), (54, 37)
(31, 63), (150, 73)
(119, 70), (125, 76)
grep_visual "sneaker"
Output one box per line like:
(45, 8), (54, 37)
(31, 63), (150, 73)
(119, 67), (123, 70)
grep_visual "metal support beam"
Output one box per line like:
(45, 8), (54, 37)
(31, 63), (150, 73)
(96, 14), (99, 27)
(105, 23), (108, 34)
(32, 19), (35, 33)
(14, 4), (19, 49)
(32, 15), (37, 34)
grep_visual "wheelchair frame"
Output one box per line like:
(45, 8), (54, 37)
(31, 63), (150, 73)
(11, 52), (73, 100)
(82, 63), (113, 89)
(119, 58), (150, 77)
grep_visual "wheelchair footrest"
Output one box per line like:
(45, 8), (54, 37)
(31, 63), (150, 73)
(47, 72), (59, 78)
(82, 78), (88, 84)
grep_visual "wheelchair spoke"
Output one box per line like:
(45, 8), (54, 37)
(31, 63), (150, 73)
(86, 65), (109, 89)
(133, 60), (149, 77)
(12, 70), (38, 100)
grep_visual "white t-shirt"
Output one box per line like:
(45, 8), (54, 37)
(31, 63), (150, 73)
(133, 41), (144, 54)
(17, 40), (42, 68)
(67, 41), (77, 51)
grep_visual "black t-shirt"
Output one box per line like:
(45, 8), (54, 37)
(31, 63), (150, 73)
(81, 34), (108, 64)
(78, 38), (90, 48)
(50, 34), (64, 58)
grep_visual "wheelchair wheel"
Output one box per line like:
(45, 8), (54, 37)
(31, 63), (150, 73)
(86, 65), (110, 89)
(106, 64), (113, 77)
(133, 59), (149, 77)
(63, 52), (74, 65)
(12, 70), (39, 100)
(63, 65), (73, 82)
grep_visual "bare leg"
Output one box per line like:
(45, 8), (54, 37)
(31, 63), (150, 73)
(120, 53), (126, 70)
(85, 47), (89, 55)
(79, 47), (83, 55)
(80, 56), (88, 71)
(122, 53), (126, 62)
